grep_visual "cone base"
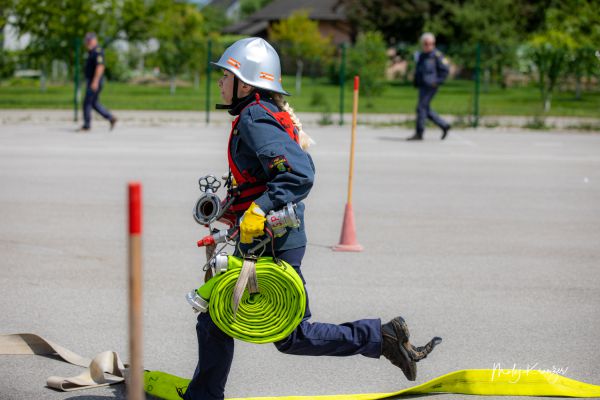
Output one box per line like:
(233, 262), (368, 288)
(332, 243), (364, 252)
(333, 202), (363, 252)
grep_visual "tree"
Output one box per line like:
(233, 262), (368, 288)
(150, 1), (206, 94)
(425, 0), (523, 88)
(239, 0), (274, 19)
(347, 31), (388, 103)
(0, 0), (15, 80)
(270, 10), (334, 94)
(525, 0), (599, 111)
(342, 0), (431, 44)
(543, 0), (600, 99)
(526, 31), (575, 112)
(7, 0), (117, 89)
(200, 4), (230, 35)
(6, 0), (160, 89)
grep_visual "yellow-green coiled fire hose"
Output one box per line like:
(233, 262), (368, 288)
(192, 255), (306, 344)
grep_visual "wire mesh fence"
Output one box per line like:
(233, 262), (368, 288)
(0, 37), (598, 125)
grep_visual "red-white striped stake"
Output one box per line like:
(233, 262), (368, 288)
(333, 76), (363, 252)
(128, 182), (143, 400)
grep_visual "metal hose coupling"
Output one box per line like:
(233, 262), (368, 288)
(185, 290), (208, 313)
(193, 175), (224, 225)
(210, 253), (229, 275)
(266, 202), (300, 237)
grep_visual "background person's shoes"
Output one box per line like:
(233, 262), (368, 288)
(406, 133), (423, 141)
(109, 117), (117, 131)
(441, 126), (451, 140)
(76, 126), (90, 132)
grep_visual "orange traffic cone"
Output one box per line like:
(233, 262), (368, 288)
(333, 203), (363, 252)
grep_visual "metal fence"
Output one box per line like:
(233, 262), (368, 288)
(1, 37), (598, 127)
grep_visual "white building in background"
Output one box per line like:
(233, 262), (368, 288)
(2, 19), (30, 51)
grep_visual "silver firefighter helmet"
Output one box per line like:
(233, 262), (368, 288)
(212, 37), (289, 95)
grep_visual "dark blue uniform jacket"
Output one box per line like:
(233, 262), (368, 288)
(85, 46), (105, 81)
(414, 49), (449, 88)
(230, 94), (315, 252)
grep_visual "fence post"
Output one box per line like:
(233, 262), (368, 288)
(73, 37), (81, 123)
(205, 38), (212, 125)
(472, 42), (481, 128)
(338, 44), (346, 126)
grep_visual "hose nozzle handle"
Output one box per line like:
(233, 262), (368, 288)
(197, 236), (216, 247)
(197, 227), (238, 247)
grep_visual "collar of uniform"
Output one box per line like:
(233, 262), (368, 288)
(228, 89), (274, 116)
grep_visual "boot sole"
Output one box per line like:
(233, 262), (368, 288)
(383, 317), (417, 381)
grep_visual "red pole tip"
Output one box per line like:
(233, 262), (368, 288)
(128, 182), (142, 235)
(354, 76), (359, 91)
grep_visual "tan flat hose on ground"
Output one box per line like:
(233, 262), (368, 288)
(0, 333), (125, 391)
(2, 333), (600, 398)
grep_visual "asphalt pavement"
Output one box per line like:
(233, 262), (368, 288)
(1, 117), (599, 399)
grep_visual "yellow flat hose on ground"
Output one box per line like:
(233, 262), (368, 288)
(197, 256), (306, 344)
(143, 369), (600, 399)
(3, 335), (600, 398)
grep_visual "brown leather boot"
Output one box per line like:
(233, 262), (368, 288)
(381, 317), (442, 381)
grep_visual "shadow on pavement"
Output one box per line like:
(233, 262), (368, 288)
(378, 136), (409, 142)
(63, 384), (126, 399)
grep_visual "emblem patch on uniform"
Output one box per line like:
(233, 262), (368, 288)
(97, 55), (103, 63)
(442, 57), (449, 65)
(269, 156), (291, 173)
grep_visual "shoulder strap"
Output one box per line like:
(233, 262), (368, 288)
(253, 93), (299, 145)
(227, 93), (300, 187)
(227, 117), (245, 186)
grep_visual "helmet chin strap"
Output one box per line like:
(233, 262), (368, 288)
(216, 76), (239, 110)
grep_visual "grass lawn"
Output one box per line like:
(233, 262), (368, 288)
(0, 75), (598, 117)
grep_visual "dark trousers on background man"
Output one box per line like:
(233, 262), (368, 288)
(83, 81), (113, 129)
(415, 86), (449, 138)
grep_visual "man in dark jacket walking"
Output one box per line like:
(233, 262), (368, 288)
(78, 32), (116, 132)
(408, 32), (450, 141)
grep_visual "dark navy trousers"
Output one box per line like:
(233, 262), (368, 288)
(416, 86), (449, 135)
(183, 246), (382, 400)
(83, 81), (113, 129)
